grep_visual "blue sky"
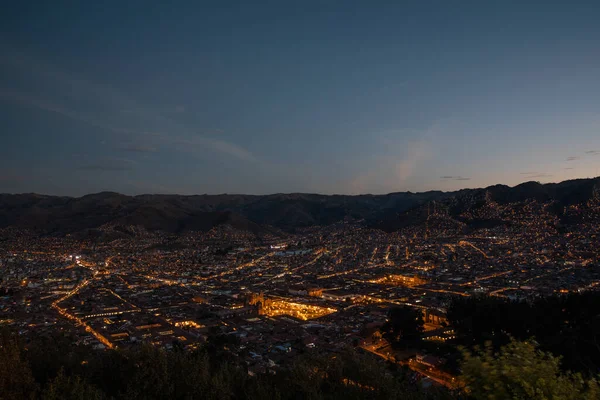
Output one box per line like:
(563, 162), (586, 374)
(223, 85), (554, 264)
(1, 1), (600, 195)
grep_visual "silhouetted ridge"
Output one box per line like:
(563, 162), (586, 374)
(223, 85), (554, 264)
(1, 177), (598, 235)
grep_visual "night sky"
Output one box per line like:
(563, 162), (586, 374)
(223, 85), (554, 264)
(1, 1), (600, 196)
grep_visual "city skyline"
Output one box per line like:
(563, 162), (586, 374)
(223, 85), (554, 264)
(1, 1), (600, 196)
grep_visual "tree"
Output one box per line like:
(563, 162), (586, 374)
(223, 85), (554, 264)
(0, 331), (37, 400)
(280, 350), (433, 400)
(41, 369), (106, 400)
(381, 306), (424, 347)
(461, 339), (599, 400)
(448, 292), (600, 374)
(372, 331), (383, 344)
(0, 326), (454, 400)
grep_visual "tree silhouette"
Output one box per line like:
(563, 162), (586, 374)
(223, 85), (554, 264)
(0, 331), (37, 399)
(381, 306), (424, 347)
(461, 339), (599, 400)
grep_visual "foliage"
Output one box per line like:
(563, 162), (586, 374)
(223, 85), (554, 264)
(461, 339), (599, 400)
(381, 306), (425, 347)
(448, 292), (600, 374)
(0, 330), (448, 400)
(0, 331), (37, 400)
(40, 369), (106, 400)
(11, 327), (600, 400)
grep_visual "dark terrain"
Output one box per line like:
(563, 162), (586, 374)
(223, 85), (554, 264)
(1, 177), (599, 236)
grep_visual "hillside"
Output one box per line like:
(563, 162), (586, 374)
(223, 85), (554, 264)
(0, 177), (599, 236)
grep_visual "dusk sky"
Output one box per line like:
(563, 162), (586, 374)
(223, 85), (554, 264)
(1, 1), (600, 196)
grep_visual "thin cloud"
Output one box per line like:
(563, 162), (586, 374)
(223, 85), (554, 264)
(585, 150), (600, 155)
(121, 105), (186, 114)
(441, 176), (471, 181)
(78, 157), (136, 171)
(393, 140), (430, 184)
(1, 88), (257, 163)
(119, 143), (157, 153)
(346, 121), (455, 194)
(198, 137), (256, 163)
(165, 136), (257, 163)
(0, 46), (258, 163)
(0, 90), (113, 132)
(520, 171), (553, 178)
(348, 136), (434, 194)
(566, 156), (580, 161)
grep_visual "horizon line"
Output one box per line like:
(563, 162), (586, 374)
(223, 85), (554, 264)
(2, 176), (599, 199)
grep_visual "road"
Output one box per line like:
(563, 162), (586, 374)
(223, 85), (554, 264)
(51, 261), (114, 349)
(361, 343), (461, 389)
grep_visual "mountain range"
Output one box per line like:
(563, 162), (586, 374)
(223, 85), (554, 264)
(1, 177), (599, 236)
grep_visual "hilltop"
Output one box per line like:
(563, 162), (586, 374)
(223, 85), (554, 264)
(1, 177), (599, 236)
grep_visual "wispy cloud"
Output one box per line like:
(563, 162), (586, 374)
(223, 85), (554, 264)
(0, 46), (258, 164)
(347, 137), (434, 194)
(118, 143), (157, 153)
(120, 105), (187, 115)
(393, 140), (430, 184)
(566, 156), (580, 161)
(344, 120), (460, 194)
(192, 137), (257, 163)
(441, 176), (471, 181)
(78, 157), (136, 171)
(585, 150), (600, 155)
(1, 87), (258, 163)
(0, 90), (114, 132)
(520, 171), (553, 178)
(143, 134), (258, 163)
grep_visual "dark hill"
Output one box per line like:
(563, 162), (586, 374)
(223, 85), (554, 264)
(1, 177), (598, 235)
(372, 177), (600, 233)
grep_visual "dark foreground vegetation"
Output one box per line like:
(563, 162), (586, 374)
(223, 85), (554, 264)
(3, 291), (600, 399)
(3, 328), (599, 400)
(1, 330), (452, 400)
(448, 291), (600, 374)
